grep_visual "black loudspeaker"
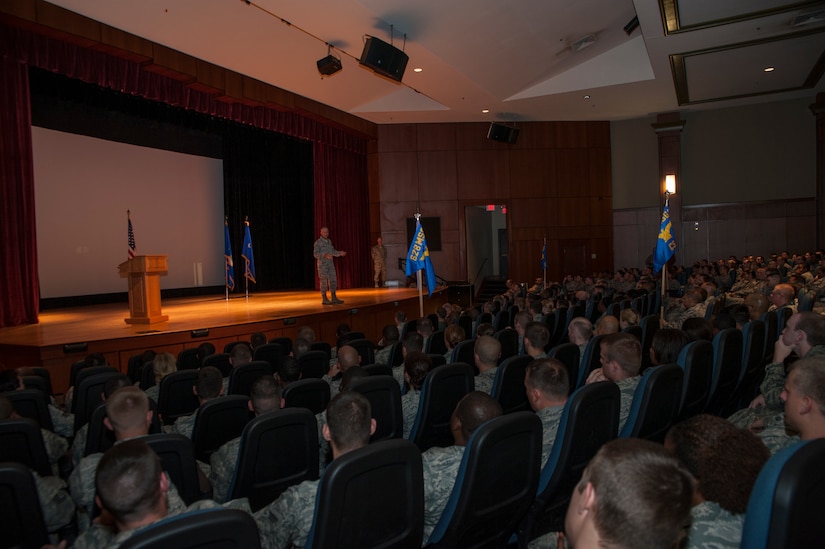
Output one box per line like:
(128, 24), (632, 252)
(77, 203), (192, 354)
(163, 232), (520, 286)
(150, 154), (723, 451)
(359, 36), (408, 82)
(316, 55), (342, 76)
(447, 282), (473, 308)
(487, 122), (520, 144)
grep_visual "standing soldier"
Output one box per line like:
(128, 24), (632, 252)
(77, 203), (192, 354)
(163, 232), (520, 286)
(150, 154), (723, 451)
(314, 226), (346, 305)
(372, 236), (387, 288)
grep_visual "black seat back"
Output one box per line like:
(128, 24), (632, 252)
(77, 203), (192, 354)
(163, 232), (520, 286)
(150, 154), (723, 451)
(546, 343), (580, 395)
(191, 395), (252, 464)
(253, 343), (286, 369)
(157, 370), (199, 425)
(676, 340), (714, 420)
(347, 375), (403, 441)
(142, 433), (205, 505)
(705, 328), (744, 415)
(119, 508), (261, 549)
(0, 417), (52, 476)
(202, 353), (232, 378)
(228, 361), (272, 396)
(74, 371), (123, 432)
(3, 389), (53, 431)
(298, 351), (328, 379)
(346, 338), (376, 366)
(408, 362), (474, 451)
(494, 328), (519, 363)
(490, 355), (533, 414)
(282, 378), (331, 415)
(618, 364), (684, 442)
(0, 461), (50, 548)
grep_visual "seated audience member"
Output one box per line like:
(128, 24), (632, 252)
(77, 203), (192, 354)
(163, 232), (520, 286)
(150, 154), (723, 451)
(250, 332), (267, 351)
(681, 317), (714, 342)
(275, 356), (302, 389)
(296, 326), (316, 345)
(209, 375), (283, 502)
(648, 329), (689, 367)
(322, 345), (360, 398)
(255, 391), (376, 549)
(443, 324), (466, 362)
(316, 366), (369, 469)
(563, 438), (693, 549)
(665, 415), (770, 549)
(145, 352), (177, 402)
(222, 343), (253, 392)
(768, 283), (797, 314)
(71, 439), (249, 549)
(525, 358), (569, 466)
(593, 315), (619, 336)
(524, 321), (550, 359)
(618, 308), (640, 331)
(0, 395), (76, 534)
(665, 288), (707, 329)
(586, 332), (642, 431)
(474, 322), (495, 338)
(473, 336), (501, 394)
(71, 373), (132, 466)
(165, 366), (224, 438)
(567, 317), (593, 365)
(196, 342), (216, 365)
(743, 292), (769, 321)
(758, 356), (825, 454)
(394, 310), (407, 335)
(401, 352), (433, 439)
(728, 305), (751, 329)
(291, 337), (311, 360)
(514, 311), (532, 355)
(373, 325), (400, 367)
(393, 331), (424, 389)
(421, 392), (502, 544)
(417, 317), (435, 350)
(711, 311), (736, 334)
(63, 352), (108, 418)
(729, 311), (825, 430)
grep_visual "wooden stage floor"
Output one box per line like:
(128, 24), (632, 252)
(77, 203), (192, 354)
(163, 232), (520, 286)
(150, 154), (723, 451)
(0, 286), (444, 393)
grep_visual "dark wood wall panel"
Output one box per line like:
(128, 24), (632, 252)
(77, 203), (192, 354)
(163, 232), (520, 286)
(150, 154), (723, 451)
(555, 149), (590, 197)
(418, 151), (458, 200)
(417, 124), (457, 151)
(509, 150), (557, 198)
(378, 151), (419, 202)
(456, 150), (511, 200)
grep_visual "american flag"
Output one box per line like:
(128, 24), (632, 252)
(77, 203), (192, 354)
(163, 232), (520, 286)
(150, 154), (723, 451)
(127, 210), (137, 259)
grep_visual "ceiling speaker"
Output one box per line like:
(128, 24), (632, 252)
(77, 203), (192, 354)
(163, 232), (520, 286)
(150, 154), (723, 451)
(359, 36), (408, 82)
(316, 55), (342, 76)
(487, 122), (520, 144)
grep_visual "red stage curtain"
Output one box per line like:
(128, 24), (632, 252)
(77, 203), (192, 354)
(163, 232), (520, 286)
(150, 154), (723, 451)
(0, 53), (39, 327)
(0, 23), (370, 325)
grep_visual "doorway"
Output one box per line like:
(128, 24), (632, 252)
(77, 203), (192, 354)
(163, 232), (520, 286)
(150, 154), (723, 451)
(464, 205), (507, 287)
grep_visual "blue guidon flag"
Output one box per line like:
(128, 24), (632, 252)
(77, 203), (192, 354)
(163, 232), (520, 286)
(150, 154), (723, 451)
(242, 219), (256, 284)
(224, 219), (235, 290)
(406, 219), (437, 297)
(653, 201), (676, 274)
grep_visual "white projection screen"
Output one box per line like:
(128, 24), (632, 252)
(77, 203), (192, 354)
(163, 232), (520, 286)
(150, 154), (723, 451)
(32, 127), (224, 299)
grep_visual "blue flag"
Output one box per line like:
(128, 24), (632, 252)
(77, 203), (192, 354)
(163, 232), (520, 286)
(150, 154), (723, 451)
(406, 219), (437, 297)
(653, 201), (676, 274)
(242, 220), (256, 283)
(224, 220), (235, 290)
(540, 241), (547, 270)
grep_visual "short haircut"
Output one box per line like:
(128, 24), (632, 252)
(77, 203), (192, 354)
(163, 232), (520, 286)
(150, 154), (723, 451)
(249, 375), (282, 415)
(196, 366), (223, 399)
(105, 386), (149, 434)
(96, 439), (163, 525)
(417, 317), (434, 336)
(794, 312), (825, 346)
(196, 342), (216, 361)
(297, 326), (316, 344)
(525, 358), (569, 400)
(402, 331), (424, 353)
(326, 391), (372, 453)
(230, 343), (252, 365)
(395, 310), (407, 324)
(524, 321), (550, 350)
(454, 391), (503, 442)
(712, 312), (735, 332)
(444, 325), (466, 348)
(682, 317), (713, 342)
(337, 345), (360, 370)
(568, 317), (593, 341)
(474, 336), (501, 365)
(666, 414), (769, 514)
(152, 352), (177, 383)
(277, 356), (302, 384)
(581, 438), (693, 549)
(250, 332), (267, 349)
(601, 332), (641, 376)
(729, 305), (750, 326)
(404, 351), (432, 390)
(514, 311), (532, 329)
(620, 308), (640, 326)
(650, 329), (689, 365)
(103, 374), (133, 399)
(293, 338), (311, 358)
(789, 356), (825, 415)
(382, 324), (400, 343)
(475, 323), (495, 337)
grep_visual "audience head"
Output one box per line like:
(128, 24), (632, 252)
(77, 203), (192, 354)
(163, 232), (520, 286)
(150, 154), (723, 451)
(514, 311), (532, 334)
(336, 345), (361, 372)
(665, 414), (769, 514)
(296, 326), (316, 344)
(417, 317), (434, 338)
(103, 374), (132, 399)
(599, 332), (641, 380)
(568, 317), (593, 345)
(474, 335), (502, 371)
(381, 324), (400, 345)
(450, 391), (503, 446)
(292, 337), (311, 359)
(744, 293), (769, 321)
(395, 310), (407, 326)
(403, 351), (433, 391)
(444, 325), (466, 350)
(594, 315), (619, 336)
(524, 358), (569, 411)
(250, 332), (267, 350)
(276, 356), (302, 387)
(151, 352), (177, 384)
(729, 305), (751, 328)
(565, 438), (693, 549)
(96, 439), (166, 530)
(711, 311), (736, 333)
(770, 283), (795, 308)
(229, 343), (252, 367)
(619, 308), (641, 330)
(323, 391), (375, 456)
(402, 331), (424, 355)
(194, 366), (224, 401)
(786, 311), (825, 353)
(783, 356), (825, 438)
(104, 386), (152, 438)
(249, 374), (282, 415)
(649, 329), (689, 366)
(84, 352), (107, 367)
(681, 317), (713, 342)
(524, 321), (550, 356)
(475, 322), (495, 338)
(196, 342), (216, 363)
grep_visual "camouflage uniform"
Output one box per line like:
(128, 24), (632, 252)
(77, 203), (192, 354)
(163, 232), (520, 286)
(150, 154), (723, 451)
(33, 472), (75, 533)
(313, 235), (345, 303)
(616, 376), (641, 432)
(166, 411), (198, 439)
(421, 445), (465, 544)
(73, 497), (248, 549)
(144, 384), (159, 403)
(321, 374), (342, 399)
(685, 501), (744, 549)
(209, 436), (242, 503)
(401, 388), (421, 439)
(373, 345), (392, 367)
(48, 403), (74, 438)
(757, 415), (800, 455)
(474, 368), (498, 395)
(315, 410), (331, 470)
(254, 479), (319, 549)
(71, 422), (89, 466)
(536, 405), (565, 467)
(42, 428), (68, 470)
(664, 302), (706, 329)
(392, 366), (405, 391)
(371, 242), (387, 287)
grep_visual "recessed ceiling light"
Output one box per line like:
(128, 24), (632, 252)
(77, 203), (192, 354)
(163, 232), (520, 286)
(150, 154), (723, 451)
(482, 109), (490, 113)
(413, 67), (423, 73)
(764, 67), (775, 72)
(583, 94), (591, 100)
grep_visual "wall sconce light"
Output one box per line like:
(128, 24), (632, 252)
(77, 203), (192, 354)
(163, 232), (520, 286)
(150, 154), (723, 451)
(665, 174), (676, 195)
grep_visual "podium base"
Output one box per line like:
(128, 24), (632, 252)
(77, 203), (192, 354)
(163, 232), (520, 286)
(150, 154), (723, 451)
(125, 314), (169, 325)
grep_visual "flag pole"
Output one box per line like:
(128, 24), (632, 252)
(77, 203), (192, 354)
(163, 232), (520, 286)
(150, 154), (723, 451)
(415, 212), (424, 317)
(660, 194), (669, 324)
(225, 216), (230, 302)
(543, 236), (547, 288)
(245, 216), (249, 300)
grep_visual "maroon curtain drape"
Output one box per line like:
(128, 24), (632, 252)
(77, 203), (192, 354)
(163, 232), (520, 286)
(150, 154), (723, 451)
(0, 22), (370, 325)
(313, 142), (370, 289)
(0, 53), (39, 327)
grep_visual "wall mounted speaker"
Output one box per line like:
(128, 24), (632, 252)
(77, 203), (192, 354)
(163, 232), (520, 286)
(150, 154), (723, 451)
(316, 55), (342, 76)
(359, 36), (408, 82)
(487, 122), (520, 144)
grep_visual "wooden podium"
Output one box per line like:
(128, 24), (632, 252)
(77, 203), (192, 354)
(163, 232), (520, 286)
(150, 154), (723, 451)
(118, 255), (169, 324)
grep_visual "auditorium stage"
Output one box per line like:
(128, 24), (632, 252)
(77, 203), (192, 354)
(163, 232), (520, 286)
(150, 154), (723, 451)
(0, 286), (445, 394)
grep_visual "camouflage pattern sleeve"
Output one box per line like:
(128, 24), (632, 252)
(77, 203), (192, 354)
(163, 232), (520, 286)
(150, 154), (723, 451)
(41, 427), (69, 466)
(209, 437), (241, 503)
(254, 479), (319, 549)
(615, 376), (641, 432)
(48, 403), (75, 438)
(759, 362), (787, 410)
(536, 405), (565, 467)
(33, 471), (76, 532)
(421, 445), (465, 544)
(685, 501), (745, 549)
(401, 389), (420, 439)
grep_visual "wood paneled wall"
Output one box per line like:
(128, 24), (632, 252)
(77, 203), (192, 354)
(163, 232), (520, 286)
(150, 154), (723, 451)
(370, 122), (613, 284)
